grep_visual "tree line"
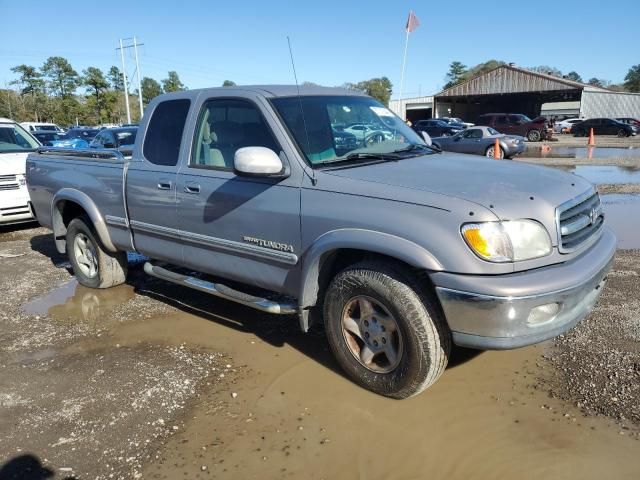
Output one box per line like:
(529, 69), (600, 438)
(0, 56), (188, 126)
(444, 60), (640, 92)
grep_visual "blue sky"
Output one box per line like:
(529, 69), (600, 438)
(1, 0), (638, 99)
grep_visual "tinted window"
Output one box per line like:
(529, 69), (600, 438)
(191, 98), (279, 170)
(143, 99), (191, 166)
(115, 129), (137, 146)
(496, 116), (509, 124)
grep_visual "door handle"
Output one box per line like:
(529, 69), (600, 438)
(157, 181), (172, 190)
(184, 183), (201, 194)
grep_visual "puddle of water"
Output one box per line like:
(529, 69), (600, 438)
(571, 165), (640, 184)
(22, 279), (136, 326)
(87, 293), (637, 480)
(602, 194), (640, 249)
(520, 146), (639, 159)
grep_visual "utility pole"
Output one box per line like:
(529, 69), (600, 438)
(133, 36), (144, 117)
(117, 37), (146, 124)
(118, 38), (131, 124)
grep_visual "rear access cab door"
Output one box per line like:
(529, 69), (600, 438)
(126, 97), (192, 264)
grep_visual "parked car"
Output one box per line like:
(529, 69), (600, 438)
(49, 137), (90, 149)
(332, 128), (358, 155)
(31, 130), (68, 146)
(27, 86), (615, 399)
(413, 119), (463, 137)
(441, 117), (474, 128)
(553, 118), (583, 133)
(432, 126), (525, 159)
(20, 122), (65, 134)
(343, 124), (387, 144)
(615, 118), (640, 128)
(65, 127), (100, 142)
(476, 113), (552, 142)
(89, 127), (138, 157)
(0, 118), (39, 225)
(572, 118), (637, 137)
(439, 117), (469, 129)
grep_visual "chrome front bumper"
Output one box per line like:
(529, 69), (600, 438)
(432, 228), (616, 350)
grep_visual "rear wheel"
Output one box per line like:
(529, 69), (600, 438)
(66, 215), (127, 289)
(323, 261), (451, 399)
(527, 129), (541, 142)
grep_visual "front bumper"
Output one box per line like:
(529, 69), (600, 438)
(432, 228), (616, 350)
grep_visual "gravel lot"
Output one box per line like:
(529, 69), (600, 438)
(0, 220), (638, 478)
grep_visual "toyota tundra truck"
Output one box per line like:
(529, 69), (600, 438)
(26, 86), (615, 399)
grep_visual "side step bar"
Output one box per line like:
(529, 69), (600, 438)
(143, 262), (297, 315)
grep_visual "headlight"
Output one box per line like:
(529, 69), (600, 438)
(461, 220), (552, 262)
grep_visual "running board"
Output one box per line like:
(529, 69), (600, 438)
(143, 262), (297, 315)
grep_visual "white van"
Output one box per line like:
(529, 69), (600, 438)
(20, 122), (65, 134)
(0, 118), (40, 225)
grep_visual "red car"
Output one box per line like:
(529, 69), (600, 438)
(476, 113), (553, 142)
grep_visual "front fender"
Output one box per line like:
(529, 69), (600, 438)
(51, 188), (117, 254)
(298, 228), (444, 313)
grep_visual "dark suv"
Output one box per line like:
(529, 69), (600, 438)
(412, 119), (463, 137)
(476, 113), (552, 142)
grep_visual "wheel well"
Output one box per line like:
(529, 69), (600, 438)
(52, 200), (88, 253)
(315, 249), (435, 308)
(61, 201), (87, 227)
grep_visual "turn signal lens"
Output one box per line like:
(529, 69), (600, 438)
(461, 220), (552, 263)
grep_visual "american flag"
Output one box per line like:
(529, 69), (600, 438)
(405, 10), (420, 33)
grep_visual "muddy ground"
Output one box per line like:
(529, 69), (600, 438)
(0, 225), (639, 479)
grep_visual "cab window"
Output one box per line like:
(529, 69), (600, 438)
(191, 98), (279, 170)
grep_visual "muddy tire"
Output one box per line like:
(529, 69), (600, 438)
(323, 261), (450, 399)
(66, 215), (127, 289)
(527, 129), (541, 142)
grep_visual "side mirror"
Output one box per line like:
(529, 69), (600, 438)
(234, 147), (284, 176)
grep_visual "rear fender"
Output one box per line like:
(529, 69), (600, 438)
(51, 188), (117, 254)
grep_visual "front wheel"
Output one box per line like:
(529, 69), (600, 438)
(527, 129), (541, 142)
(323, 261), (451, 399)
(485, 145), (504, 159)
(617, 128), (628, 138)
(66, 215), (128, 289)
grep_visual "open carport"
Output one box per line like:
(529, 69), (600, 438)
(434, 65), (595, 122)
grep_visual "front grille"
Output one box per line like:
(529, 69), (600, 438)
(0, 175), (17, 182)
(556, 190), (604, 253)
(0, 183), (20, 191)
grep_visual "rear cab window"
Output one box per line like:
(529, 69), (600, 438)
(143, 99), (191, 166)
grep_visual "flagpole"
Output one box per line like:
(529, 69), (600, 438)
(398, 28), (410, 107)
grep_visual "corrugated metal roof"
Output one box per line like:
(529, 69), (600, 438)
(436, 65), (609, 97)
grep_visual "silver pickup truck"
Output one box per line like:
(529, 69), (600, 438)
(26, 86), (616, 399)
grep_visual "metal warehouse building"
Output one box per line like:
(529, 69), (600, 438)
(390, 65), (640, 123)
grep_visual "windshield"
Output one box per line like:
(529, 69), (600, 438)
(0, 123), (40, 153)
(487, 127), (500, 135)
(271, 95), (428, 166)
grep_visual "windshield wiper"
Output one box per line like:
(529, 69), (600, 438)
(391, 143), (441, 154)
(315, 151), (403, 168)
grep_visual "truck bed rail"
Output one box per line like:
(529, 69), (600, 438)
(33, 147), (125, 163)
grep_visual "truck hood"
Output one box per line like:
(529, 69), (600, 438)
(323, 153), (593, 239)
(0, 152), (29, 175)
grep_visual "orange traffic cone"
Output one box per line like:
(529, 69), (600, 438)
(588, 128), (595, 147)
(493, 138), (501, 159)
